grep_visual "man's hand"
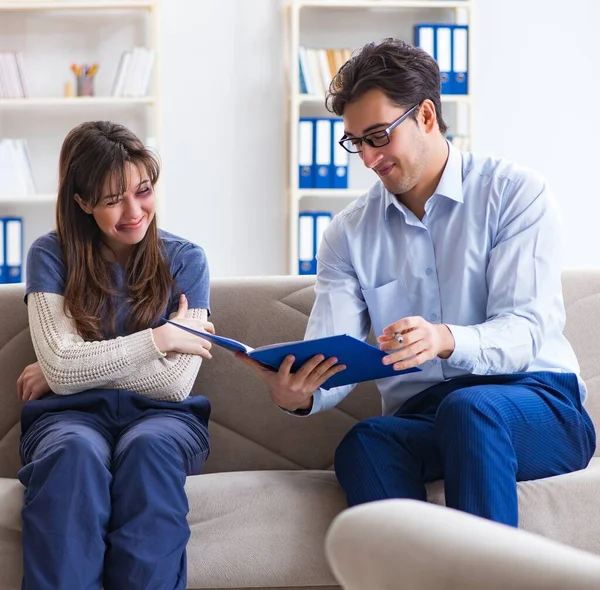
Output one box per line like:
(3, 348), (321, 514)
(378, 316), (455, 371)
(235, 352), (346, 412)
(17, 362), (51, 402)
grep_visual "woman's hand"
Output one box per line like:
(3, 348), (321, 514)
(152, 294), (215, 359)
(235, 352), (346, 412)
(17, 362), (51, 402)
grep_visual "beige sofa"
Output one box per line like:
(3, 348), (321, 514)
(0, 271), (598, 589)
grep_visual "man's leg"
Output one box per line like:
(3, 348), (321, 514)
(334, 412), (443, 507)
(104, 401), (210, 590)
(19, 404), (113, 590)
(434, 372), (596, 526)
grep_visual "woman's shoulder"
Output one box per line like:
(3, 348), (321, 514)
(26, 231), (66, 297)
(159, 229), (207, 263)
(28, 231), (63, 265)
(30, 230), (61, 252)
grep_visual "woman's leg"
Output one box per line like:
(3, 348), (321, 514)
(19, 404), (113, 590)
(104, 396), (210, 590)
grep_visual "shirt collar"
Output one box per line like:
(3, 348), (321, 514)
(384, 140), (464, 220)
(434, 141), (464, 204)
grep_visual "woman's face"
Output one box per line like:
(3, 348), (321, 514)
(78, 161), (156, 259)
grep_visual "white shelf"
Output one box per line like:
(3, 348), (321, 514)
(284, 0), (475, 274)
(296, 93), (471, 105)
(0, 0), (163, 264)
(0, 1), (154, 11)
(0, 97), (155, 109)
(0, 193), (56, 204)
(296, 189), (367, 199)
(296, 0), (472, 9)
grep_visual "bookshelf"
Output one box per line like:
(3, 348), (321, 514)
(0, 97), (155, 109)
(284, 0), (474, 274)
(0, 0), (162, 279)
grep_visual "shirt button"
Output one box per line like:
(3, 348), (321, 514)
(430, 313), (438, 321)
(425, 268), (433, 276)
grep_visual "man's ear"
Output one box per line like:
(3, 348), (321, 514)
(420, 99), (438, 134)
(74, 194), (93, 215)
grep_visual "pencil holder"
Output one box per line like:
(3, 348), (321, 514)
(76, 76), (94, 97)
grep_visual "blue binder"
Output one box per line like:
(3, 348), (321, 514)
(415, 24), (453, 95)
(436, 25), (453, 95)
(315, 211), (332, 255)
(3, 217), (22, 283)
(0, 218), (5, 284)
(314, 118), (332, 189)
(451, 25), (468, 94)
(414, 24), (435, 59)
(298, 211), (317, 274)
(298, 118), (314, 189)
(298, 211), (332, 275)
(331, 119), (348, 189)
(166, 322), (421, 390)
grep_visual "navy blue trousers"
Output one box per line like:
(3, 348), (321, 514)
(334, 372), (596, 526)
(18, 389), (211, 590)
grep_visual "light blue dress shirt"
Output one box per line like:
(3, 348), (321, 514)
(306, 142), (585, 416)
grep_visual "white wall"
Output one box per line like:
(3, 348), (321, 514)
(471, 0), (600, 270)
(160, 0), (600, 277)
(161, 0), (285, 277)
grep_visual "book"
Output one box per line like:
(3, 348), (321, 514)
(166, 320), (420, 390)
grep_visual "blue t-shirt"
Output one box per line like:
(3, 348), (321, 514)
(25, 229), (210, 337)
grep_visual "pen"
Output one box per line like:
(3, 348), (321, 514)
(393, 331), (404, 344)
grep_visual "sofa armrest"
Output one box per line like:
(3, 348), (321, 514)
(325, 499), (600, 590)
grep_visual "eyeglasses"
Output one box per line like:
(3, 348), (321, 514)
(338, 103), (421, 154)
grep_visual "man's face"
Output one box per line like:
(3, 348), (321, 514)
(342, 88), (427, 195)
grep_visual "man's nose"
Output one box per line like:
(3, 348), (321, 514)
(361, 143), (383, 169)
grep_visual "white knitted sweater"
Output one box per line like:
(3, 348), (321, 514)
(27, 291), (205, 402)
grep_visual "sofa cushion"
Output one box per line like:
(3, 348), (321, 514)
(0, 478), (24, 590)
(1, 273), (599, 480)
(426, 457), (600, 555)
(3, 462), (600, 587)
(185, 470), (344, 589)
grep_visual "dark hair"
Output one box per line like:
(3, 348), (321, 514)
(56, 120), (173, 341)
(326, 38), (448, 134)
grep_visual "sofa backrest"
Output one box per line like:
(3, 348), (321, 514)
(0, 272), (598, 479)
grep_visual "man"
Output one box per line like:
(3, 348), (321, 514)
(236, 39), (596, 526)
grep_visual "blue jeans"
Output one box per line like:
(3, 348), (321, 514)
(19, 388), (211, 590)
(334, 371), (596, 526)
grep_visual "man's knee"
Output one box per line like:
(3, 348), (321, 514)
(334, 417), (393, 471)
(436, 387), (500, 430)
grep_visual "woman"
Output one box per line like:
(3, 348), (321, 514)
(16, 121), (215, 590)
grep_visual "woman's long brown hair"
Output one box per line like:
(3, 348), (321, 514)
(56, 121), (173, 341)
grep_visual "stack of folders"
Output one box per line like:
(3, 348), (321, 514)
(0, 217), (23, 284)
(298, 211), (332, 275)
(0, 139), (36, 198)
(0, 52), (27, 98)
(298, 118), (348, 190)
(414, 24), (468, 94)
(298, 46), (352, 96)
(111, 47), (155, 98)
